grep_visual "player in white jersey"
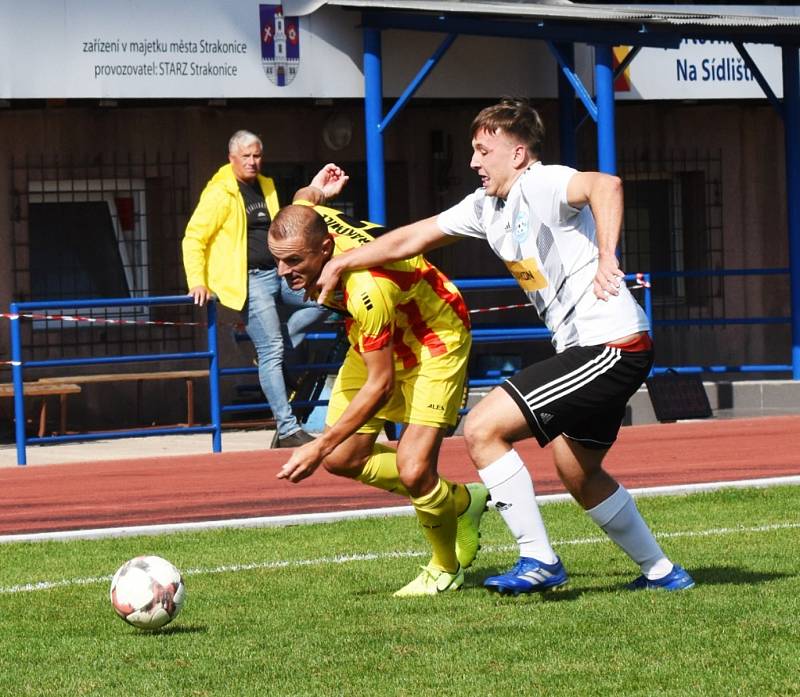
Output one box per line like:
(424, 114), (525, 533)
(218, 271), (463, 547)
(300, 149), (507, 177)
(316, 98), (694, 593)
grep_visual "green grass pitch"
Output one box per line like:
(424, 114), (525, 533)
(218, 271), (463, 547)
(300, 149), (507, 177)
(1, 485), (798, 696)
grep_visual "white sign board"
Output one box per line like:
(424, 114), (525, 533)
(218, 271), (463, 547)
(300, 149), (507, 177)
(614, 39), (784, 100)
(0, 0), (565, 100)
(0, 1), (365, 98)
(0, 1), (793, 101)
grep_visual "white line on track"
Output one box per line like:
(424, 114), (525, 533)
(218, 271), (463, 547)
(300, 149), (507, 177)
(1, 520), (798, 596)
(2, 474), (799, 546)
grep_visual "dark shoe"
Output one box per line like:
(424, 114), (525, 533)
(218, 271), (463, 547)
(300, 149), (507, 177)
(627, 564), (695, 591)
(271, 429), (315, 448)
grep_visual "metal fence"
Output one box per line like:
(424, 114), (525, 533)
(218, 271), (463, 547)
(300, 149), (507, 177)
(9, 153), (195, 359)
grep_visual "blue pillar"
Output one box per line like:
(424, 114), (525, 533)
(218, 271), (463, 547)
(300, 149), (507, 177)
(363, 28), (386, 225)
(595, 44), (617, 174)
(556, 42), (577, 168)
(10, 303), (27, 465)
(782, 45), (800, 379)
(206, 299), (222, 452)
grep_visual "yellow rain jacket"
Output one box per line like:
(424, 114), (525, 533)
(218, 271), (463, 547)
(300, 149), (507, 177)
(182, 163), (280, 311)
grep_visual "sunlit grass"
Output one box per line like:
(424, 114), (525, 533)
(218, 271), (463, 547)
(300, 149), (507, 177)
(1, 486), (798, 696)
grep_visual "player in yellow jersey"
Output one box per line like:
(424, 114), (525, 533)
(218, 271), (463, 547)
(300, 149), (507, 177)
(268, 181), (488, 597)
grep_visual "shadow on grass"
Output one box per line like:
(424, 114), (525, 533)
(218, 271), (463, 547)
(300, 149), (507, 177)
(594, 565), (791, 587)
(466, 564), (791, 600)
(136, 623), (208, 636)
(687, 565), (791, 586)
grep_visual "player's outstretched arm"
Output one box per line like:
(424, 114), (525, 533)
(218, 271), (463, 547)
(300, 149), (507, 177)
(567, 171), (625, 301)
(277, 345), (395, 483)
(316, 216), (454, 305)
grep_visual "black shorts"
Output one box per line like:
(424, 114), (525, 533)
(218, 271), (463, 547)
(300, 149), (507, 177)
(500, 339), (654, 450)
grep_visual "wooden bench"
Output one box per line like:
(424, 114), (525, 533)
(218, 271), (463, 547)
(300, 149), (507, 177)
(0, 382), (82, 437)
(37, 370), (209, 427)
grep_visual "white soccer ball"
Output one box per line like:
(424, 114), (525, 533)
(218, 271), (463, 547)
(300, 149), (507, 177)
(110, 555), (186, 630)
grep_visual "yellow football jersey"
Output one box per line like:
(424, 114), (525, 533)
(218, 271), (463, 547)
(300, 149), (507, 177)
(312, 205), (471, 369)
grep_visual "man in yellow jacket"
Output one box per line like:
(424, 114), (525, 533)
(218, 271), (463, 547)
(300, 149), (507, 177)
(182, 130), (345, 447)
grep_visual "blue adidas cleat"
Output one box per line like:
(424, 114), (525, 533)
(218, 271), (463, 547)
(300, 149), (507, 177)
(483, 556), (568, 595)
(627, 564), (695, 591)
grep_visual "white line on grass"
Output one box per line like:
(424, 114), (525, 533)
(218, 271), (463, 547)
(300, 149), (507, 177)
(1, 520), (798, 596)
(2, 474), (799, 545)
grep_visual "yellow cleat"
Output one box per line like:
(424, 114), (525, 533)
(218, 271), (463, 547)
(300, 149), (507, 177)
(456, 482), (489, 569)
(393, 564), (464, 597)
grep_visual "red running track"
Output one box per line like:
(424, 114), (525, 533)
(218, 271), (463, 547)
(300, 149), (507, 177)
(1, 416), (799, 536)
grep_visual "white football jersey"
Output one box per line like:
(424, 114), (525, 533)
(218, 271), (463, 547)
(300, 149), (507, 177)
(437, 162), (649, 352)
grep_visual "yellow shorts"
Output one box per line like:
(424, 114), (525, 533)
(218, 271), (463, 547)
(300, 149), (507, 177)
(326, 339), (471, 434)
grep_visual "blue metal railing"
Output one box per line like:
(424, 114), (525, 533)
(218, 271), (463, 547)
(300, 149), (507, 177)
(7, 268), (793, 463)
(646, 267), (792, 374)
(218, 272), (650, 416)
(455, 269), (793, 378)
(9, 296), (222, 466)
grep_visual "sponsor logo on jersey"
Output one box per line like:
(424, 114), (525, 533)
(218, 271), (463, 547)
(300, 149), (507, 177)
(513, 209), (530, 243)
(504, 258), (548, 292)
(318, 211), (381, 246)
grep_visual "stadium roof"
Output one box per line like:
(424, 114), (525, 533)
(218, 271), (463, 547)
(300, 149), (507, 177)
(310, 1), (800, 45)
(292, 3), (800, 366)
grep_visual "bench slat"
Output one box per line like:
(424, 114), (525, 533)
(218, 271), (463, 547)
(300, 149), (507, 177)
(0, 383), (82, 396)
(0, 383), (81, 437)
(37, 370), (209, 384)
(35, 371), (208, 430)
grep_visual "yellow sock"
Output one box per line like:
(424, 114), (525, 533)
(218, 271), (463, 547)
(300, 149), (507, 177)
(411, 478), (458, 573)
(441, 478), (470, 517)
(356, 443), (409, 497)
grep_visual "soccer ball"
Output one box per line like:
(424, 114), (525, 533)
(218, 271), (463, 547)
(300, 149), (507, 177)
(110, 555), (186, 630)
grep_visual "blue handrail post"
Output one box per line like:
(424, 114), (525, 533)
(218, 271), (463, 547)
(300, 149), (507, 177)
(206, 299), (222, 453)
(10, 302), (27, 466)
(782, 45), (800, 379)
(363, 27), (387, 225)
(594, 44), (617, 175)
(643, 273), (654, 376)
(8, 295), (218, 451)
(643, 273), (654, 331)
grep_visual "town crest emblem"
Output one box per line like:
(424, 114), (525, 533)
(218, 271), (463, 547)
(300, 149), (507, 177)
(259, 4), (300, 86)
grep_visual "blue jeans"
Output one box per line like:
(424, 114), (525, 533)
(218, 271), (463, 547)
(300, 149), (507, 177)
(244, 268), (329, 438)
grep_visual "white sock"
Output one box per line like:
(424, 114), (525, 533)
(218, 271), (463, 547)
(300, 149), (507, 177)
(478, 449), (558, 564)
(587, 485), (673, 579)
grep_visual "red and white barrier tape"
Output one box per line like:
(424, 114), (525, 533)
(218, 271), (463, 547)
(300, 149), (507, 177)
(629, 273), (651, 290)
(466, 277), (650, 314)
(468, 302), (534, 315)
(0, 275), (651, 330)
(0, 312), (204, 327)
